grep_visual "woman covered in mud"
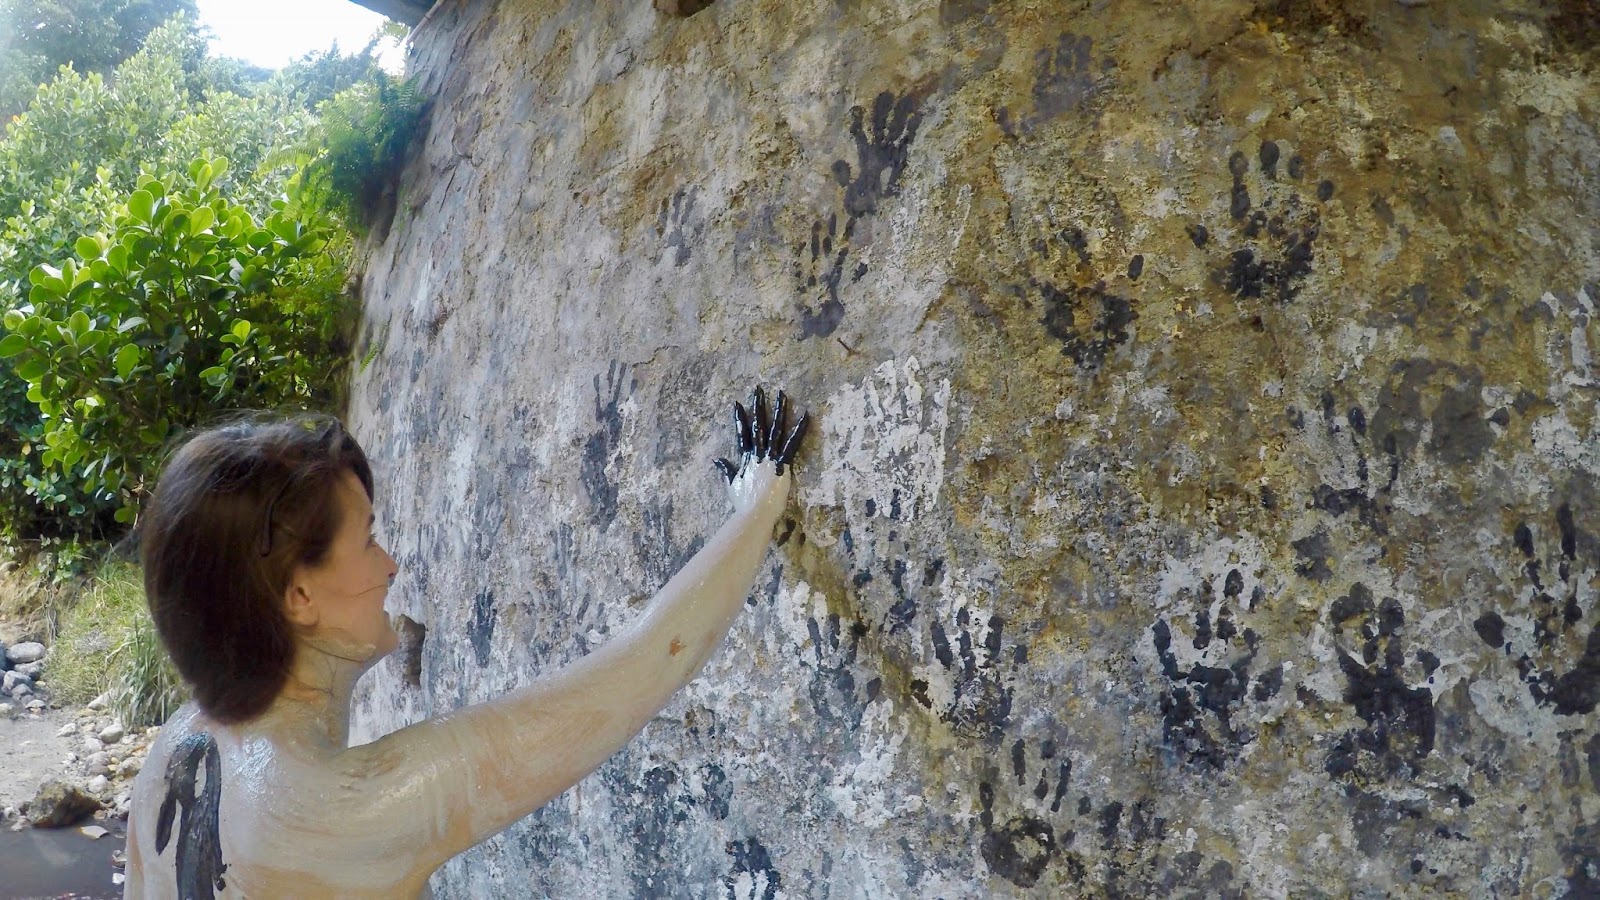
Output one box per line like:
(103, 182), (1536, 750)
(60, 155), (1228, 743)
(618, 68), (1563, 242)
(123, 391), (806, 898)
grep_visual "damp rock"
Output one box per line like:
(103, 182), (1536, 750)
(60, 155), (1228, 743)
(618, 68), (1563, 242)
(27, 780), (103, 828)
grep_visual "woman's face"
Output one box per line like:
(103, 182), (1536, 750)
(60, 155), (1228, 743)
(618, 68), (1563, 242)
(288, 469), (399, 659)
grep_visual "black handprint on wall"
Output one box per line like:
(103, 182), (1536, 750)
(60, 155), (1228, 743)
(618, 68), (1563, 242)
(1295, 393), (1400, 535)
(656, 185), (704, 268)
(581, 361), (635, 531)
(832, 91), (925, 219)
(1191, 141), (1332, 305)
(795, 88), (929, 339)
(911, 605), (1019, 740)
(1151, 569), (1282, 769)
(1474, 504), (1600, 715)
(1324, 584), (1437, 781)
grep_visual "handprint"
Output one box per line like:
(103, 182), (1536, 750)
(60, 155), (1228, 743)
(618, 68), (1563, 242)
(911, 604), (1019, 740)
(833, 90), (925, 219)
(656, 185), (703, 268)
(581, 361), (635, 530)
(1474, 504), (1600, 716)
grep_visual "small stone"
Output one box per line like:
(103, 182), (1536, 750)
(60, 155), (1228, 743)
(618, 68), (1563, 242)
(4, 642), (45, 666)
(116, 758), (141, 778)
(25, 699), (45, 712)
(15, 661), (43, 680)
(57, 722), (78, 737)
(9, 683), (32, 699)
(87, 775), (110, 794)
(26, 780), (102, 827)
(87, 692), (109, 711)
(98, 724), (125, 744)
(0, 703), (13, 718)
(80, 824), (109, 839)
(2, 670), (30, 692)
(82, 737), (104, 754)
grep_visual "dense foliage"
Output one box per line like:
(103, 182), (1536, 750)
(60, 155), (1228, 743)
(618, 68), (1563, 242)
(1, 159), (347, 521)
(0, 0), (198, 116)
(0, 16), (414, 545)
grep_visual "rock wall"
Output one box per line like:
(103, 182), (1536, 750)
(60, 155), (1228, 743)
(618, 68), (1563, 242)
(345, 0), (1600, 895)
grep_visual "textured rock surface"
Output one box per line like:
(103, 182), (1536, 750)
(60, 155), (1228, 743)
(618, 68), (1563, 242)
(346, 1), (1600, 895)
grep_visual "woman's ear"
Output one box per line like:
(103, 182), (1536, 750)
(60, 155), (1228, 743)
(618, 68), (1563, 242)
(283, 571), (321, 629)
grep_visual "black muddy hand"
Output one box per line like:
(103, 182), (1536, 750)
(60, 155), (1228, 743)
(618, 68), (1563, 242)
(714, 386), (808, 483)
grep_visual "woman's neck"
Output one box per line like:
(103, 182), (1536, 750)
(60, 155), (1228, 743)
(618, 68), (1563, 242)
(265, 632), (380, 750)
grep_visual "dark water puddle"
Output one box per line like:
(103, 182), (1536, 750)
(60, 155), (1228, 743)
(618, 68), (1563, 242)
(0, 823), (125, 899)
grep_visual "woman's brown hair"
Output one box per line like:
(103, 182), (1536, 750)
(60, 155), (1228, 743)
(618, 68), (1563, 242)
(139, 413), (374, 725)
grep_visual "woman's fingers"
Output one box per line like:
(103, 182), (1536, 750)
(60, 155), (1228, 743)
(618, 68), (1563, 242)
(776, 413), (809, 465)
(733, 401), (753, 456)
(751, 387), (770, 458)
(767, 391), (788, 459)
(722, 388), (806, 479)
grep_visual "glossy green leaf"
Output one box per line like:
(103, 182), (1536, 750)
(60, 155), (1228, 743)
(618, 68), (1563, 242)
(114, 343), (141, 379)
(128, 190), (154, 223)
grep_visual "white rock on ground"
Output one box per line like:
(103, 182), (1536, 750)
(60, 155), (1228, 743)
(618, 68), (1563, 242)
(86, 775), (109, 794)
(98, 723), (124, 744)
(3, 671), (31, 692)
(56, 722), (76, 737)
(86, 692), (109, 711)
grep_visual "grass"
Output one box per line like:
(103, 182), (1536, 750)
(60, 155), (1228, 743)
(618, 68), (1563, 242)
(49, 560), (188, 723)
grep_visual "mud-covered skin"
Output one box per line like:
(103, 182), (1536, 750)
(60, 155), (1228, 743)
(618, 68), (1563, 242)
(125, 390), (809, 898)
(348, 0), (1600, 894)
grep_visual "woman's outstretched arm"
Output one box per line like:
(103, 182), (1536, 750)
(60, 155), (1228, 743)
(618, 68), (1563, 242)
(331, 388), (808, 878)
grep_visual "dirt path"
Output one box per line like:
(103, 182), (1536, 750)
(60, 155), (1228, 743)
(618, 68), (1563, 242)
(0, 709), (79, 812)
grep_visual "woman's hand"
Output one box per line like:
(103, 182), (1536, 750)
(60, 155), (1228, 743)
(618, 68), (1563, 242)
(714, 386), (808, 516)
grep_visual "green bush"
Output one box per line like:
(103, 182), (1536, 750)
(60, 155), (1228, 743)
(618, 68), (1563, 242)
(0, 18), (358, 541)
(0, 157), (350, 521)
